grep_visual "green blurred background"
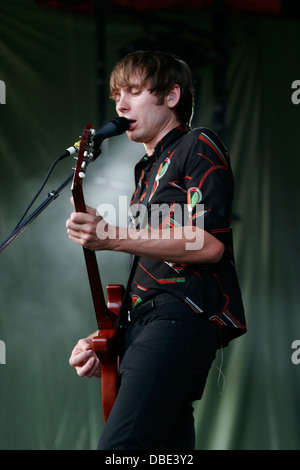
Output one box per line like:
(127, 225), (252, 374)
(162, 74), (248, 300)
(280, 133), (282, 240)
(0, 0), (300, 450)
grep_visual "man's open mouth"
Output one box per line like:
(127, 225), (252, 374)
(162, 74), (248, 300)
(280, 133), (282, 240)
(128, 119), (137, 130)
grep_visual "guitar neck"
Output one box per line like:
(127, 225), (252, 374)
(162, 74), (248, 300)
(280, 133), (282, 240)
(82, 247), (114, 330)
(72, 172), (114, 330)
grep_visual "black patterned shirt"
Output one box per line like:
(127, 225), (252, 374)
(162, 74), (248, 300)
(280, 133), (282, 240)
(128, 126), (246, 344)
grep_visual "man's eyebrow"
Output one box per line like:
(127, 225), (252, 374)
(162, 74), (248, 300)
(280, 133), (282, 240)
(127, 82), (143, 89)
(111, 79), (147, 97)
(115, 84), (144, 93)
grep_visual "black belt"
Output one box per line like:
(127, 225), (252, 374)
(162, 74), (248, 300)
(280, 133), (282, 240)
(127, 293), (182, 323)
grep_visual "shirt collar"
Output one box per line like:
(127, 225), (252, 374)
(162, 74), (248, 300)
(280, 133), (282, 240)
(142, 125), (189, 163)
(134, 126), (189, 186)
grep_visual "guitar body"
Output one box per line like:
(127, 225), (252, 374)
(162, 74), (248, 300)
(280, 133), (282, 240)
(71, 124), (124, 423)
(92, 283), (125, 423)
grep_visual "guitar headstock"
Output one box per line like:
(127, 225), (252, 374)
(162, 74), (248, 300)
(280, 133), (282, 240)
(72, 123), (97, 188)
(71, 123), (98, 212)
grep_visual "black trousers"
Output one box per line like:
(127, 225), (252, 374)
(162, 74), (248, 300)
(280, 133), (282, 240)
(97, 297), (220, 450)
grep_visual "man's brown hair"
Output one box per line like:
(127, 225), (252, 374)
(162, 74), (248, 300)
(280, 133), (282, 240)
(110, 50), (194, 126)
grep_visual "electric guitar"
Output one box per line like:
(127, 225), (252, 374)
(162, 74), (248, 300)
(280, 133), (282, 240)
(71, 123), (124, 422)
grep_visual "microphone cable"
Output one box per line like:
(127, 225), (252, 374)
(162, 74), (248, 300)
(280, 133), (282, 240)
(12, 153), (69, 232)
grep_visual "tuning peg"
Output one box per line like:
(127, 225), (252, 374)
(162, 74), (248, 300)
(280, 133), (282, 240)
(79, 161), (86, 179)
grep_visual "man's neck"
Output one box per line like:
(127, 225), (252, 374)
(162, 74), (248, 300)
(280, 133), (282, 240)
(144, 120), (181, 156)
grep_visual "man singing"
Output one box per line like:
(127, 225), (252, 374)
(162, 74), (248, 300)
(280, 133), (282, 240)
(67, 50), (246, 450)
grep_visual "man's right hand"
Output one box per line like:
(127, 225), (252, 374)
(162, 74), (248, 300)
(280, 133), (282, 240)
(69, 337), (101, 378)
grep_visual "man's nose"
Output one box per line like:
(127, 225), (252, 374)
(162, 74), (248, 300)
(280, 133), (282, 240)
(116, 94), (130, 113)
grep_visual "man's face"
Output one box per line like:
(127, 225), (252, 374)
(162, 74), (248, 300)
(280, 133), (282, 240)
(113, 80), (179, 155)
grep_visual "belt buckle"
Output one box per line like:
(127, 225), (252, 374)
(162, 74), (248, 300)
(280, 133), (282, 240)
(127, 309), (132, 323)
(127, 298), (155, 324)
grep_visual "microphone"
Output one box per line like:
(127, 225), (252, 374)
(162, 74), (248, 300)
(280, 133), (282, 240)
(58, 117), (130, 161)
(93, 117), (130, 148)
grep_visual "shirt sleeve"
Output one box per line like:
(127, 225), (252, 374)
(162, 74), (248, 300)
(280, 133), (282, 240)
(183, 128), (234, 246)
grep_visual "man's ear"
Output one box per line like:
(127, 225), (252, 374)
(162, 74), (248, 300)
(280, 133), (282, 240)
(167, 84), (181, 109)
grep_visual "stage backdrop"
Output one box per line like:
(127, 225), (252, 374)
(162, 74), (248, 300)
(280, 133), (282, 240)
(0, 0), (300, 450)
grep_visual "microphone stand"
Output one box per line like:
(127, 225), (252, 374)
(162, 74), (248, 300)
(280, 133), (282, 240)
(0, 117), (128, 255)
(0, 173), (73, 254)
